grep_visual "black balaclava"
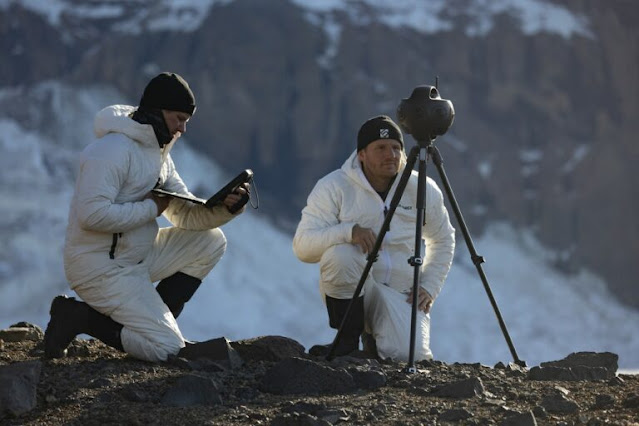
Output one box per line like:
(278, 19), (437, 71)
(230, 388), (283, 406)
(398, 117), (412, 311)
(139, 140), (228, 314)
(131, 106), (173, 147)
(131, 72), (196, 148)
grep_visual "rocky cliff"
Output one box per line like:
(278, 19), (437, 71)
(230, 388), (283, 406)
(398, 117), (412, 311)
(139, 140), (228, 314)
(1, 0), (637, 308)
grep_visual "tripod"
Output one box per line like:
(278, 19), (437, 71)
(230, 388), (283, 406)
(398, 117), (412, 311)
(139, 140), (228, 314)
(326, 140), (526, 371)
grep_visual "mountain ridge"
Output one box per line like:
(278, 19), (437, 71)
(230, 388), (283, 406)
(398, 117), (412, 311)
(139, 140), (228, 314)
(0, 0), (637, 335)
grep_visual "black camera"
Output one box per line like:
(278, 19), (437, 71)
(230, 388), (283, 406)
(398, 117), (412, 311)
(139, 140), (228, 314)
(397, 85), (455, 142)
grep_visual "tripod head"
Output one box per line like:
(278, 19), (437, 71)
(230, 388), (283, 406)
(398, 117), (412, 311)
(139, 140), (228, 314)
(397, 85), (455, 145)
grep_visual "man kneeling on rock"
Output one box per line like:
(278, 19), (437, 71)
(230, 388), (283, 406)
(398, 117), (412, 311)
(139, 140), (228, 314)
(44, 72), (248, 362)
(293, 115), (455, 360)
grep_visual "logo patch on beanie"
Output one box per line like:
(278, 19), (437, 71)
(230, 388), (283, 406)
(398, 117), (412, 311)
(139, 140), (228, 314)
(380, 128), (389, 138)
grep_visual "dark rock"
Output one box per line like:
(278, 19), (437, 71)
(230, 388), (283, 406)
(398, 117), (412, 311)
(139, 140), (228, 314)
(432, 377), (485, 398)
(177, 337), (243, 369)
(0, 327), (40, 342)
(622, 393), (639, 408)
(160, 374), (223, 407)
(236, 386), (261, 402)
(593, 394), (615, 409)
(87, 377), (113, 389)
(349, 367), (387, 390)
(231, 335), (305, 362)
(540, 393), (579, 414)
(260, 357), (355, 395)
(528, 362), (615, 381)
(608, 376), (625, 386)
(541, 351), (618, 369)
(121, 387), (150, 403)
(9, 322), (44, 340)
(439, 408), (474, 421)
(532, 405), (548, 419)
(0, 360), (41, 417)
(281, 401), (327, 415)
(500, 410), (537, 426)
(167, 355), (227, 372)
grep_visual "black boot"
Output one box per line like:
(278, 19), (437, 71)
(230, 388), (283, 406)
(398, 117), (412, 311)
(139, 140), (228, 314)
(309, 295), (364, 357)
(155, 272), (202, 318)
(44, 295), (124, 358)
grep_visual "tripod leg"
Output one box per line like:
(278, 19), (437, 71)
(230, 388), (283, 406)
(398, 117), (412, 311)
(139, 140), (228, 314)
(429, 146), (525, 366)
(406, 146), (429, 372)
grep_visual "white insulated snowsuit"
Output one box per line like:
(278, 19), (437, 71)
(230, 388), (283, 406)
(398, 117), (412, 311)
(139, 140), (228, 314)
(64, 105), (236, 362)
(293, 150), (455, 360)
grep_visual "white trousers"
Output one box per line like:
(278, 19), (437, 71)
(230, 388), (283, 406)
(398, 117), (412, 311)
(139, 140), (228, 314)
(73, 227), (227, 362)
(319, 243), (372, 300)
(319, 243), (432, 361)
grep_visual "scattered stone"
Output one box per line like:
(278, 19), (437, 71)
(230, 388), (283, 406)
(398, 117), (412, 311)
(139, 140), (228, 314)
(281, 401), (327, 415)
(494, 362), (507, 370)
(160, 374), (223, 407)
(236, 386), (261, 402)
(270, 412), (331, 426)
(432, 377), (485, 398)
(496, 406), (521, 417)
(316, 408), (350, 424)
(505, 362), (528, 376)
(66, 340), (91, 357)
(438, 408), (474, 422)
(230, 335), (305, 362)
(87, 377), (113, 389)
(0, 339), (4, 351)
(0, 360), (42, 417)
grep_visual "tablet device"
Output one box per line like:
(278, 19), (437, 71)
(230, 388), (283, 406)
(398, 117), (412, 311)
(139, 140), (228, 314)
(151, 169), (253, 211)
(204, 169), (253, 208)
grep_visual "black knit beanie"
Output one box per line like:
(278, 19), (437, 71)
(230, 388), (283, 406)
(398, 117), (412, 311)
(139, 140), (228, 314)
(139, 72), (196, 115)
(357, 115), (403, 151)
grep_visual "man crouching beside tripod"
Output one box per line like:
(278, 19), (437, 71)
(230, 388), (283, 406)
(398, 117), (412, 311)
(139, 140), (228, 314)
(293, 115), (455, 361)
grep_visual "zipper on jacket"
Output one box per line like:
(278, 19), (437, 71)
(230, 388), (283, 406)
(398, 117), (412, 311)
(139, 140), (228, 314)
(109, 233), (122, 259)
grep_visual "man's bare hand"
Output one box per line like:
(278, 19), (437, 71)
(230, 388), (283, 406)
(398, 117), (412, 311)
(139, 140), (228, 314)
(145, 191), (170, 216)
(352, 224), (377, 254)
(223, 182), (249, 213)
(406, 286), (434, 313)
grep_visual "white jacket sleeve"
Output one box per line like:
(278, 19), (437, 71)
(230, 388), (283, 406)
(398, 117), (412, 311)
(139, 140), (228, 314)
(161, 157), (236, 230)
(420, 180), (456, 300)
(75, 151), (157, 233)
(292, 178), (355, 263)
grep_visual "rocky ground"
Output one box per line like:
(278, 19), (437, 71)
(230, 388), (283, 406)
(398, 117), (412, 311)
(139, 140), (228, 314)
(0, 323), (638, 426)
